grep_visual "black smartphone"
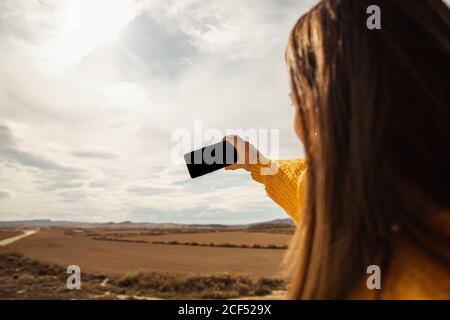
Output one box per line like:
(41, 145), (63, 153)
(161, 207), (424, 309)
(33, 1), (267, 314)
(184, 140), (238, 178)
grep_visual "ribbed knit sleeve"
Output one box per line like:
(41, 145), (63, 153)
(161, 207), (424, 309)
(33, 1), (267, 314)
(249, 159), (307, 223)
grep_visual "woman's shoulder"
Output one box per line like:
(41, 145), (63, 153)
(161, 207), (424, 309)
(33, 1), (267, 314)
(383, 212), (450, 299)
(350, 212), (450, 300)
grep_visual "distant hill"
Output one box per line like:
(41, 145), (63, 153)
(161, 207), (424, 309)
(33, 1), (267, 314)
(252, 218), (294, 226)
(0, 219), (81, 227)
(246, 218), (294, 231)
(0, 218), (293, 229)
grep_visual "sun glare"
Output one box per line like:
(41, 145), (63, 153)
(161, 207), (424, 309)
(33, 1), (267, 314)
(56, 0), (135, 69)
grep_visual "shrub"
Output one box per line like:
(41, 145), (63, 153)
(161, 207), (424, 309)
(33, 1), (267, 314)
(256, 278), (285, 290)
(201, 290), (239, 299)
(254, 286), (271, 296)
(116, 274), (139, 287)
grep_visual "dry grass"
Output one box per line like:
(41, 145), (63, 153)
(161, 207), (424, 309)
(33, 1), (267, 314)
(1, 227), (291, 299)
(0, 251), (107, 299)
(0, 230), (22, 241)
(9, 229), (288, 277)
(89, 237), (288, 249)
(150, 240), (288, 250)
(100, 230), (292, 246)
(111, 271), (285, 299)
(0, 251), (285, 300)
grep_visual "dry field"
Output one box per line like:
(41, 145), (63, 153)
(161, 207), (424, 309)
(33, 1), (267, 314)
(92, 230), (291, 246)
(7, 228), (292, 278)
(0, 251), (286, 299)
(0, 227), (293, 299)
(0, 229), (22, 241)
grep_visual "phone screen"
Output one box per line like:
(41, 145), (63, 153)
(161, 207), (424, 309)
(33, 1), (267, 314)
(184, 141), (238, 178)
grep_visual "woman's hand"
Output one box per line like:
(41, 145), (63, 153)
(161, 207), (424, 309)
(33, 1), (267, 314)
(223, 135), (267, 172)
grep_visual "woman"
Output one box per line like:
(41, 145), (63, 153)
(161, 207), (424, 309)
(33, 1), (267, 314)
(225, 0), (450, 299)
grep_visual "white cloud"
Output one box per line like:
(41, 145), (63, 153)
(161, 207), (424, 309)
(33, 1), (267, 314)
(0, 0), (313, 223)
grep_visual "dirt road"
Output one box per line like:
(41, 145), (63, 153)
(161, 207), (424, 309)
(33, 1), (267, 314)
(0, 229), (38, 246)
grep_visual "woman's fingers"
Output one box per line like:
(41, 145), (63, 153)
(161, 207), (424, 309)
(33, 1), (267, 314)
(224, 135), (248, 165)
(224, 135), (244, 151)
(223, 135), (264, 172)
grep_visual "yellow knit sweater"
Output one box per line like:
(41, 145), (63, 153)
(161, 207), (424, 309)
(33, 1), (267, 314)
(249, 158), (306, 223)
(248, 159), (450, 299)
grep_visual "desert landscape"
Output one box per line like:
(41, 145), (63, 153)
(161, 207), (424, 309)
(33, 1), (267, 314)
(0, 219), (295, 299)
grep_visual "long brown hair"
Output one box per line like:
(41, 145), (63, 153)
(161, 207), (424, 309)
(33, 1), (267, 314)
(285, 0), (450, 299)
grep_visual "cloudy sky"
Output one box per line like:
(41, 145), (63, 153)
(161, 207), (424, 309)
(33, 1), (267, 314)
(0, 0), (314, 224)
